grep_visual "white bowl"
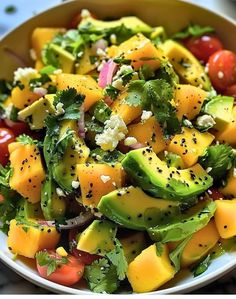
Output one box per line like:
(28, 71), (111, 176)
(1, 0), (236, 294)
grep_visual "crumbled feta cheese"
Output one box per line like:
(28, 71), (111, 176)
(100, 175), (111, 183)
(112, 182), (117, 187)
(141, 110), (153, 123)
(53, 69), (62, 75)
(233, 168), (236, 178)
(29, 48), (37, 61)
(116, 65), (133, 78)
(77, 51), (84, 58)
(14, 67), (38, 85)
(124, 137), (138, 146)
(218, 71), (224, 79)
(96, 48), (106, 57)
(33, 87), (47, 96)
(95, 115), (128, 151)
(164, 150), (168, 157)
(206, 167), (212, 173)
(72, 180), (80, 189)
(183, 119), (193, 128)
(55, 102), (65, 116)
(110, 34), (117, 45)
(196, 114), (216, 128)
(112, 78), (123, 90)
(207, 189), (213, 195)
(81, 9), (91, 18)
(56, 188), (66, 197)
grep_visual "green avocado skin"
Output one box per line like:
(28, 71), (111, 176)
(121, 148), (213, 203)
(148, 200), (216, 243)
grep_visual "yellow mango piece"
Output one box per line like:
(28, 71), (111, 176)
(35, 60), (44, 71)
(8, 219), (60, 258)
(31, 27), (65, 59)
(214, 199), (236, 239)
(127, 116), (167, 153)
(9, 142), (45, 203)
(168, 127), (214, 167)
(174, 84), (207, 120)
(111, 91), (142, 125)
(9, 86), (41, 110)
(215, 106), (236, 145)
(117, 34), (163, 70)
(127, 244), (175, 293)
(76, 163), (125, 207)
(76, 47), (97, 75)
(220, 169), (236, 197)
(56, 74), (103, 111)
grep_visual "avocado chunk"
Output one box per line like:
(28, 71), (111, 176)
(160, 40), (211, 90)
(18, 94), (56, 130)
(164, 152), (185, 169)
(77, 220), (117, 256)
(204, 96), (234, 130)
(89, 100), (112, 123)
(52, 120), (90, 193)
(150, 26), (167, 44)
(18, 199), (43, 219)
(121, 148), (213, 203)
(41, 176), (66, 221)
(98, 186), (181, 230)
(148, 200), (216, 243)
(120, 232), (147, 264)
(48, 44), (75, 73)
(79, 16), (152, 35)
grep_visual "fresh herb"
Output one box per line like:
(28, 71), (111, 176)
(126, 79), (181, 138)
(104, 85), (120, 101)
(5, 5), (17, 14)
(0, 79), (13, 109)
(9, 105), (19, 122)
(36, 251), (68, 276)
(39, 65), (58, 75)
(29, 73), (51, 91)
(89, 100), (112, 123)
(85, 118), (104, 134)
(199, 144), (234, 182)
(139, 65), (155, 81)
(113, 58), (132, 65)
(172, 24), (215, 40)
(90, 148), (125, 165)
(42, 44), (60, 68)
(156, 60), (179, 86)
(192, 254), (211, 277)
(155, 242), (164, 256)
(16, 134), (37, 146)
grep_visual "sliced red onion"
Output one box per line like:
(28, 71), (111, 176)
(33, 87), (47, 97)
(38, 211), (93, 230)
(78, 104), (85, 138)
(129, 142), (145, 150)
(98, 59), (117, 88)
(4, 47), (27, 67)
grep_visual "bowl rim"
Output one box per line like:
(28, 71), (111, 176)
(1, 0), (236, 294)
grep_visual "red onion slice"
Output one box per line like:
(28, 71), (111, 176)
(129, 142), (145, 150)
(98, 59), (117, 88)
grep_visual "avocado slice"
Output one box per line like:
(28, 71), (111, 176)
(150, 26), (167, 44)
(18, 199), (43, 219)
(164, 152), (185, 169)
(98, 186), (181, 230)
(79, 16), (152, 35)
(49, 44), (75, 73)
(120, 232), (147, 264)
(52, 120), (90, 193)
(160, 40), (211, 90)
(204, 96), (234, 130)
(148, 200), (216, 243)
(41, 176), (66, 221)
(77, 220), (117, 256)
(18, 94), (56, 130)
(121, 148), (213, 203)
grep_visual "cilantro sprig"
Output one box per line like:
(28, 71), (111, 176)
(36, 251), (68, 276)
(172, 24), (215, 40)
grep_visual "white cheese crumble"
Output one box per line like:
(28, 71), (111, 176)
(96, 48), (106, 57)
(55, 102), (65, 116)
(110, 34), (117, 45)
(100, 175), (111, 183)
(206, 167), (212, 173)
(33, 87), (47, 96)
(196, 114), (216, 128)
(218, 71), (224, 79)
(115, 65), (133, 78)
(233, 168), (236, 178)
(72, 180), (80, 189)
(141, 110), (153, 123)
(112, 78), (123, 90)
(53, 69), (63, 75)
(124, 136), (138, 146)
(29, 48), (37, 61)
(56, 188), (66, 197)
(14, 67), (38, 85)
(95, 114), (128, 151)
(81, 9), (91, 19)
(183, 119), (193, 128)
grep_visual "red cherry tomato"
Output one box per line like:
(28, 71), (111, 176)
(0, 118), (6, 127)
(184, 35), (223, 64)
(0, 128), (15, 166)
(4, 119), (30, 137)
(224, 84), (236, 100)
(208, 50), (236, 92)
(37, 251), (84, 286)
(207, 188), (224, 200)
(69, 229), (100, 265)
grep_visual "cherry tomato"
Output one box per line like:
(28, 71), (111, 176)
(0, 118), (6, 127)
(208, 50), (236, 92)
(4, 119), (30, 137)
(69, 229), (100, 265)
(184, 35), (223, 64)
(37, 251), (84, 286)
(207, 188), (224, 200)
(0, 128), (15, 166)
(224, 84), (236, 100)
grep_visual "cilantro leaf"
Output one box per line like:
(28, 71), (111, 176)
(192, 254), (211, 277)
(155, 242), (164, 256)
(16, 134), (37, 145)
(36, 251), (68, 276)
(156, 60), (179, 86)
(90, 148), (125, 165)
(104, 85), (120, 101)
(29, 74), (51, 91)
(172, 24), (215, 40)
(125, 80), (145, 107)
(42, 44), (60, 68)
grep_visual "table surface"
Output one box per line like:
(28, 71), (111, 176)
(1, 0), (236, 294)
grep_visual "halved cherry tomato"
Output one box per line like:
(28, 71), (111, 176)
(224, 84), (236, 100)
(207, 188), (224, 200)
(69, 229), (100, 265)
(184, 35), (223, 64)
(36, 250), (84, 286)
(208, 50), (236, 92)
(0, 128), (15, 166)
(4, 119), (30, 137)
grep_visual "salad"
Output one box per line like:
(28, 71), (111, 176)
(1, 8), (236, 294)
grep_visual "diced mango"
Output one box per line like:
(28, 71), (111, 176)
(56, 74), (103, 111)
(111, 91), (142, 125)
(76, 163), (125, 207)
(220, 169), (236, 197)
(127, 244), (175, 293)
(127, 116), (167, 153)
(168, 127), (214, 167)
(174, 84), (207, 120)
(9, 86), (41, 110)
(9, 142), (45, 203)
(214, 199), (236, 239)
(8, 219), (60, 258)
